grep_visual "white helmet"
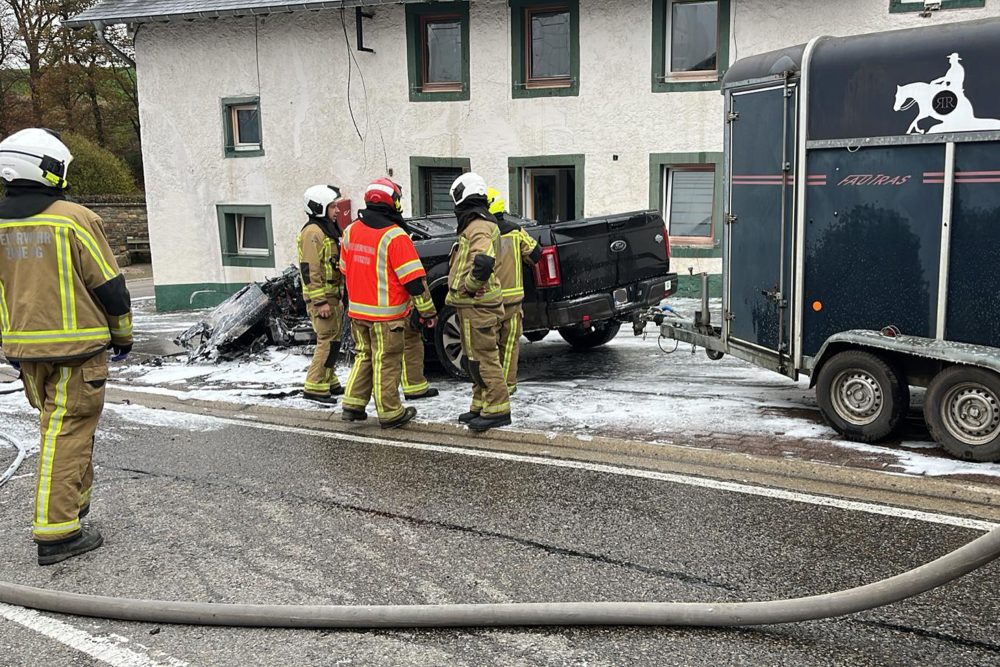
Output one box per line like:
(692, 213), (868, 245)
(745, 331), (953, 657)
(0, 128), (73, 189)
(450, 172), (488, 206)
(303, 184), (342, 217)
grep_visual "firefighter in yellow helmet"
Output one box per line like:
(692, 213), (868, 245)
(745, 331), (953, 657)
(0, 128), (133, 565)
(487, 187), (540, 394)
(298, 185), (346, 404)
(448, 173), (510, 432)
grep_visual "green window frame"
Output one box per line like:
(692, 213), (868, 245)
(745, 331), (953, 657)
(222, 96), (264, 158)
(649, 152), (723, 255)
(508, 154), (585, 222)
(216, 204), (275, 268)
(510, 0), (580, 99)
(405, 2), (471, 103)
(889, 0), (985, 12)
(410, 156), (471, 216)
(652, 0), (731, 93)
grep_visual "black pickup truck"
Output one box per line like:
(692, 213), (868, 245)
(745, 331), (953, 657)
(407, 210), (678, 377)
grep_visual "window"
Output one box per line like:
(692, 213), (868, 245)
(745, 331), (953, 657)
(510, 0), (579, 98)
(652, 0), (730, 92)
(508, 155), (585, 223)
(889, 0), (985, 12)
(650, 152), (722, 248)
(410, 156), (471, 216)
(222, 97), (263, 157)
(216, 205), (274, 268)
(406, 2), (470, 102)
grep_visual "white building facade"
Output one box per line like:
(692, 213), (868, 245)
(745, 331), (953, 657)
(71, 0), (1000, 309)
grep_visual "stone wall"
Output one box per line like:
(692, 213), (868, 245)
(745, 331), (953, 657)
(75, 196), (149, 266)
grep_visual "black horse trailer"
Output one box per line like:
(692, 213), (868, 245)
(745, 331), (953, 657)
(649, 18), (1000, 462)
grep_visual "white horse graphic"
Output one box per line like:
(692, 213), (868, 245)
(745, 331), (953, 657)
(894, 54), (1000, 134)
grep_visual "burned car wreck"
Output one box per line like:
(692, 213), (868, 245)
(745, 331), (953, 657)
(175, 267), (321, 362)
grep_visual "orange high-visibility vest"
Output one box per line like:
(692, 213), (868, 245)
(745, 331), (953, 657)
(339, 220), (426, 322)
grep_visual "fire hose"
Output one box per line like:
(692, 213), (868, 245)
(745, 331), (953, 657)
(0, 433), (28, 488)
(0, 525), (997, 629)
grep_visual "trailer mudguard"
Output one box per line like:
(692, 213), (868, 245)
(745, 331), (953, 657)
(807, 330), (1000, 388)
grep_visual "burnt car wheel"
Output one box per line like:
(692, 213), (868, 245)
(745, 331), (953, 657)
(433, 306), (470, 380)
(558, 320), (621, 349)
(925, 366), (1000, 462)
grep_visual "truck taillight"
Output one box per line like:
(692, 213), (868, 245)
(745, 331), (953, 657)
(533, 246), (561, 288)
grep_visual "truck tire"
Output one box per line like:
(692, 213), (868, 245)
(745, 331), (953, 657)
(433, 306), (469, 380)
(558, 320), (621, 349)
(815, 350), (909, 443)
(524, 330), (548, 343)
(924, 366), (1000, 462)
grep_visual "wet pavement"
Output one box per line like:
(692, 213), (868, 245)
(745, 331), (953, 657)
(0, 402), (998, 666)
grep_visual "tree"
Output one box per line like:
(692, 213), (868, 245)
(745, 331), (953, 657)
(7, 0), (59, 125)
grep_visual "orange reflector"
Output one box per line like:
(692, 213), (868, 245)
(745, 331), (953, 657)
(812, 301), (823, 312)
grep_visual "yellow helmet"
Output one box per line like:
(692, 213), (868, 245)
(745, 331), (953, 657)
(487, 187), (506, 216)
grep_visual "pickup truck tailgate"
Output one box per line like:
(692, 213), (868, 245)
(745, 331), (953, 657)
(609, 211), (670, 285)
(547, 217), (614, 297)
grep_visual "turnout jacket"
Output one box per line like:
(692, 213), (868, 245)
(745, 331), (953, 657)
(0, 199), (132, 363)
(446, 216), (503, 310)
(297, 220), (343, 308)
(496, 219), (541, 306)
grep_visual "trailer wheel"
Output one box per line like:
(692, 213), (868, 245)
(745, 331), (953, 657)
(433, 306), (469, 380)
(706, 349), (725, 361)
(925, 366), (1000, 462)
(815, 350), (909, 443)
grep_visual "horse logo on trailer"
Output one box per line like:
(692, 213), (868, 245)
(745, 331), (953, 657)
(894, 53), (1000, 135)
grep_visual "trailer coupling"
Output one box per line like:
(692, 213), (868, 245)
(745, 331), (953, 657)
(633, 272), (727, 360)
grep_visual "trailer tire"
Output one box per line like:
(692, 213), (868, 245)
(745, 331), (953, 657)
(433, 306), (470, 380)
(925, 366), (1000, 463)
(815, 350), (909, 443)
(558, 320), (621, 349)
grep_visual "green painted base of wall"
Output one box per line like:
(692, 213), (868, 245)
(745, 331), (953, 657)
(154, 282), (248, 312)
(673, 274), (723, 299)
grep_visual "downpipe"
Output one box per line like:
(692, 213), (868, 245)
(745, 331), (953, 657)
(1, 526), (998, 628)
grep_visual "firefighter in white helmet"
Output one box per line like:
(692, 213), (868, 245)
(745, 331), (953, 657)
(0, 128), (133, 565)
(297, 184), (346, 404)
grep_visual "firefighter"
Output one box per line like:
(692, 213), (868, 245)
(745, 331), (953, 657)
(0, 128), (132, 565)
(339, 178), (436, 428)
(487, 187), (541, 395)
(298, 184), (346, 404)
(401, 296), (439, 400)
(448, 173), (511, 432)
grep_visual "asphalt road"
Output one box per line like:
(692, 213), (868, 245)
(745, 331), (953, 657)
(0, 403), (998, 666)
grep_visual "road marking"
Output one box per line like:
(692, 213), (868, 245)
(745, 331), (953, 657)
(209, 415), (999, 533)
(0, 602), (188, 666)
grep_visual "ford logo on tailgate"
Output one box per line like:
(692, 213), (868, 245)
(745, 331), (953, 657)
(610, 240), (628, 253)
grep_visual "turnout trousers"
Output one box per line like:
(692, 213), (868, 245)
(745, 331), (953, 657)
(401, 319), (430, 398)
(457, 307), (511, 417)
(342, 317), (406, 423)
(304, 302), (343, 396)
(498, 304), (523, 393)
(19, 351), (107, 543)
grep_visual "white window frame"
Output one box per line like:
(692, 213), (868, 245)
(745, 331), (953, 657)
(664, 0), (720, 82)
(523, 166), (575, 223)
(662, 165), (715, 246)
(230, 104), (262, 151)
(235, 214), (269, 256)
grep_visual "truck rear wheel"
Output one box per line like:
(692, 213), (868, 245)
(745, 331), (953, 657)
(925, 366), (1000, 462)
(558, 320), (621, 349)
(815, 350), (909, 443)
(433, 306), (470, 380)
(524, 330), (548, 343)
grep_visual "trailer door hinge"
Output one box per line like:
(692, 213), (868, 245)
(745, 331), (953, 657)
(727, 110), (740, 123)
(725, 213), (738, 225)
(724, 310), (735, 322)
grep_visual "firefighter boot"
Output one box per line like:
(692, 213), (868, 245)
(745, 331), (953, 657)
(37, 525), (104, 566)
(303, 392), (338, 405)
(405, 388), (440, 400)
(468, 413), (512, 433)
(458, 410), (480, 424)
(341, 407), (369, 422)
(381, 406), (417, 429)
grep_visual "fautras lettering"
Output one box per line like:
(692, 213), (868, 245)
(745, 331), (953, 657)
(837, 174), (912, 187)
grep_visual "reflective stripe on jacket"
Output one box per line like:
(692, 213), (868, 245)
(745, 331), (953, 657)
(446, 216), (503, 309)
(0, 200), (132, 362)
(497, 228), (539, 305)
(340, 220), (427, 322)
(297, 222), (343, 306)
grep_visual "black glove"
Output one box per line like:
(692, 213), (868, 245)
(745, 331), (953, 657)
(109, 342), (133, 362)
(471, 254), (495, 282)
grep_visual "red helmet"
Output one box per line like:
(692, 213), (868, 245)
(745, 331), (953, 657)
(364, 177), (403, 213)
